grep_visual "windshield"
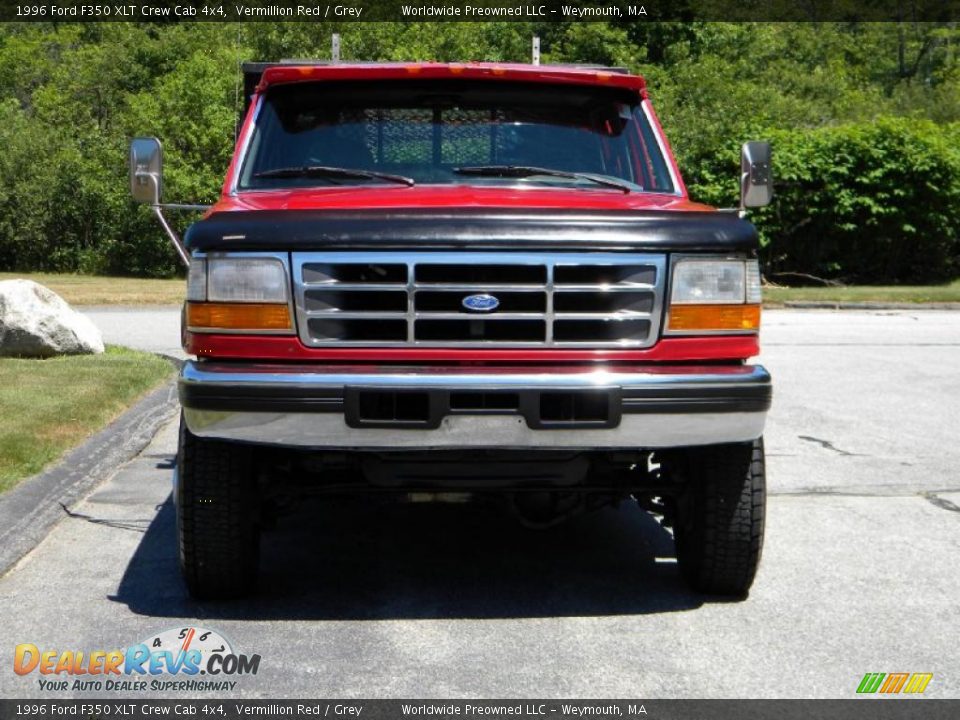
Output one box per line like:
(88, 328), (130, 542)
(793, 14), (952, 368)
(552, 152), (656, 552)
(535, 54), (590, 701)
(238, 80), (675, 193)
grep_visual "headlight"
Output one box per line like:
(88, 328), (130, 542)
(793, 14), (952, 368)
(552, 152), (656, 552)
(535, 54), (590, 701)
(207, 257), (288, 303)
(667, 257), (761, 333)
(671, 259), (747, 304)
(186, 255), (292, 333)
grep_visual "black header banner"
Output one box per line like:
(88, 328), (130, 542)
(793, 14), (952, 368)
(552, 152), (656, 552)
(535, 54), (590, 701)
(3, 0), (960, 23)
(2, 700), (960, 720)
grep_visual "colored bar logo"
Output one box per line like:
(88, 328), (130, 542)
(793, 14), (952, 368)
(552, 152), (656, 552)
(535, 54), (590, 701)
(857, 672), (933, 694)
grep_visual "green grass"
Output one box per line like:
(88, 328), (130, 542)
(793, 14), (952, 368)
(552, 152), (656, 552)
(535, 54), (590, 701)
(0, 272), (184, 306)
(0, 346), (174, 494)
(763, 278), (960, 305)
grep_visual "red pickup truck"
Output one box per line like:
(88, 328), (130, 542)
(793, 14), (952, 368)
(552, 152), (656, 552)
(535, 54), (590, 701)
(130, 61), (773, 601)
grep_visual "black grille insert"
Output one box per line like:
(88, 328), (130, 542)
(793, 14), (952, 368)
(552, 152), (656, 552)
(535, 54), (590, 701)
(306, 290), (407, 313)
(308, 318), (407, 342)
(554, 291), (654, 315)
(303, 263), (407, 284)
(416, 264), (546, 285)
(554, 265), (656, 286)
(553, 319), (651, 343)
(416, 319), (546, 342)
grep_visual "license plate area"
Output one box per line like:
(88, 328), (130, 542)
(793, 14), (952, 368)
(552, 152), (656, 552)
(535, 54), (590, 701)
(344, 388), (621, 430)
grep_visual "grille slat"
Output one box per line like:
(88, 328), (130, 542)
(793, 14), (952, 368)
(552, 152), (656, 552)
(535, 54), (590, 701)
(294, 252), (665, 348)
(303, 312), (408, 318)
(300, 283), (408, 290)
(410, 285), (548, 291)
(410, 313), (547, 320)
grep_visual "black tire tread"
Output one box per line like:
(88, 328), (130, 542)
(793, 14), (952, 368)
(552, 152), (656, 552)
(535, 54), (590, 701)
(674, 438), (765, 597)
(177, 419), (259, 600)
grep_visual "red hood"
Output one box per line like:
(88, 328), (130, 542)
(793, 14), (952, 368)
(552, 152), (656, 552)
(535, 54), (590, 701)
(210, 186), (713, 214)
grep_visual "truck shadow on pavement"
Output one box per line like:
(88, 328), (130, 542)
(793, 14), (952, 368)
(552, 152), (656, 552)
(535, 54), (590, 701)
(111, 494), (706, 619)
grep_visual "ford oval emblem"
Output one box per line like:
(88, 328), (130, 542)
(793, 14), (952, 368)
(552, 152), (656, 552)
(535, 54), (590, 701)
(462, 293), (500, 313)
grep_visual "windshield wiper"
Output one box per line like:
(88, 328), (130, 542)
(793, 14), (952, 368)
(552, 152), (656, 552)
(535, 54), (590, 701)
(253, 165), (415, 187)
(453, 165), (632, 193)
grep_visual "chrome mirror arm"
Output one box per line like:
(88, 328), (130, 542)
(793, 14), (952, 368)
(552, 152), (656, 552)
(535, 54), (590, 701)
(151, 205), (192, 267)
(149, 203), (213, 268)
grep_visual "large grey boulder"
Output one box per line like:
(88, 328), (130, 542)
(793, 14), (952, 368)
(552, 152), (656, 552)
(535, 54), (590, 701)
(0, 280), (104, 357)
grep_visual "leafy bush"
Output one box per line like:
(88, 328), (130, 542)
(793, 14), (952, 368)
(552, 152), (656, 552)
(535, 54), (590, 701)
(687, 118), (960, 283)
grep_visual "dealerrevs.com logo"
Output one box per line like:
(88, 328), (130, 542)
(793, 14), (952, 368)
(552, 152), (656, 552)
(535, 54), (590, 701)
(856, 672), (933, 695)
(13, 627), (260, 693)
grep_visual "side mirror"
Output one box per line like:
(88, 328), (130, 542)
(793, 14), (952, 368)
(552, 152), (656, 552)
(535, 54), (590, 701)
(129, 137), (163, 205)
(740, 141), (772, 209)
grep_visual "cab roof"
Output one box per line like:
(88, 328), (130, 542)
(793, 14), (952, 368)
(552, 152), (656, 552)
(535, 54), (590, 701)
(247, 61), (648, 96)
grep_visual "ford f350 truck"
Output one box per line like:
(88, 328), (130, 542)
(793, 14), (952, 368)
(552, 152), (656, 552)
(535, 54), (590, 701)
(130, 60), (773, 600)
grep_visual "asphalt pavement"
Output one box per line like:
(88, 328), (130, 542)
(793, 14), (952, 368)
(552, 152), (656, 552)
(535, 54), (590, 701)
(82, 305), (186, 360)
(0, 309), (958, 698)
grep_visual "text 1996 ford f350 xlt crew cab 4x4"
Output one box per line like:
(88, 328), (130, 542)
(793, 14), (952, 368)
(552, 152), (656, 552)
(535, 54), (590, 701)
(130, 59), (773, 601)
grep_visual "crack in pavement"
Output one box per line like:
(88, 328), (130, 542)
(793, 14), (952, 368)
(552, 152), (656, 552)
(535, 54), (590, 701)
(773, 487), (960, 499)
(797, 435), (863, 456)
(59, 503), (150, 533)
(923, 493), (960, 514)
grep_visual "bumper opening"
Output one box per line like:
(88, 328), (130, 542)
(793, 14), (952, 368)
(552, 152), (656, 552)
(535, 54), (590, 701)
(348, 389), (439, 429)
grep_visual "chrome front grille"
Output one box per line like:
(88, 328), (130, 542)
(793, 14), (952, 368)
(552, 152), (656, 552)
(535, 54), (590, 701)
(292, 252), (666, 348)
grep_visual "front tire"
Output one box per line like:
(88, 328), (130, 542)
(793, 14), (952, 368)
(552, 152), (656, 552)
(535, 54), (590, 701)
(672, 438), (766, 597)
(177, 417), (260, 600)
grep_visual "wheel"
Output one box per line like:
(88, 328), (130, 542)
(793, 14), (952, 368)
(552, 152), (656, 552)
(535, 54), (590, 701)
(176, 417), (260, 600)
(671, 438), (766, 597)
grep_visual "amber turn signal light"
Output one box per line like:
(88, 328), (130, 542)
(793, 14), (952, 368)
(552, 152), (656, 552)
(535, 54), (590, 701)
(668, 304), (761, 332)
(186, 302), (292, 332)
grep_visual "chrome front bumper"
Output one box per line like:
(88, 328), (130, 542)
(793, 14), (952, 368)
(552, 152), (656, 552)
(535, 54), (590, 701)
(180, 361), (770, 450)
(180, 362), (771, 450)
